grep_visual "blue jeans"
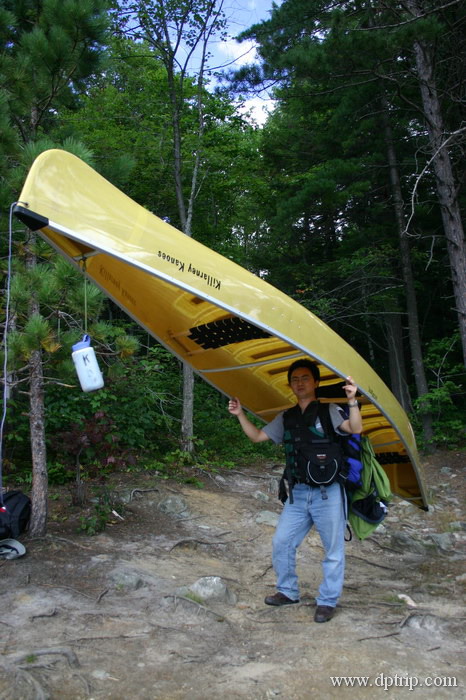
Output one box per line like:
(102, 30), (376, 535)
(272, 481), (346, 607)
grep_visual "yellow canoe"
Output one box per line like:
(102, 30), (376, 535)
(14, 149), (428, 509)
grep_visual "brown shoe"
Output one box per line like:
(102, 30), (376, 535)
(314, 605), (335, 623)
(264, 592), (299, 606)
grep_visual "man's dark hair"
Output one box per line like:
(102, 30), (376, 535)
(287, 359), (320, 384)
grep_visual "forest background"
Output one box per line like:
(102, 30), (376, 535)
(0, 0), (465, 536)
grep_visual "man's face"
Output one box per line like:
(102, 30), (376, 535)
(289, 368), (318, 400)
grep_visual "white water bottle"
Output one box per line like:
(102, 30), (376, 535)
(72, 335), (104, 392)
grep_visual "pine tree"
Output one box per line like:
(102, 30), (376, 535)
(1, 0), (111, 535)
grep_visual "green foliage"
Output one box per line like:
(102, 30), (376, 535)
(66, 282), (105, 320)
(412, 333), (466, 448)
(78, 501), (113, 535)
(46, 462), (72, 485)
(412, 385), (465, 449)
(114, 334), (140, 358)
(192, 378), (281, 464)
(1, 0), (111, 142)
(0, 344), (178, 481)
(47, 389), (160, 470)
(22, 313), (56, 352)
(51, 409), (138, 475)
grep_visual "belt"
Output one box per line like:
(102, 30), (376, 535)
(294, 479), (337, 488)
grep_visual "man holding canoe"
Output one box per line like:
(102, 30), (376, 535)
(228, 359), (362, 623)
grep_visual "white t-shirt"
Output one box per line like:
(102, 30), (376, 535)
(263, 403), (347, 444)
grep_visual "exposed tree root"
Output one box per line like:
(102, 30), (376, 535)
(129, 487), (159, 501)
(0, 647), (80, 700)
(165, 594), (226, 622)
(169, 538), (228, 551)
(5, 647), (80, 668)
(346, 553), (397, 571)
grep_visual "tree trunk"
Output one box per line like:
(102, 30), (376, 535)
(167, 69), (196, 452)
(384, 313), (411, 412)
(26, 235), (48, 536)
(381, 99), (434, 442)
(407, 0), (466, 366)
(28, 347), (48, 536)
(169, 73), (187, 233)
(180, 362), (194, 452)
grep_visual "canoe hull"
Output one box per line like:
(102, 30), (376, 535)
(14, 150), (428, 509)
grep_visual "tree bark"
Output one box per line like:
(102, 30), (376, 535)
(381, 98), (434, 442)
(26, 235), (48, 536)
(166, 56), (194, 451)
(384, 313), (411, 413)
(28, 347), (48, 536)
(406, 0), (466, 366)
(180, 362), (194, 452)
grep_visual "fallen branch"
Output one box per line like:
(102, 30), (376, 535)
(246, 533), (263, 543)
(17, 658), (60, 670)
(357, 631), (401, 642)
(256, 564), (273, 579)
(44, 535), (91, 550)
(165, 594), (225, 622)
(37, 583), (95, 599)
(164, 486), (183, 494)
(366, 537), (399, 553)
(95, 588), (109, 604)
(228, 469), (278, 481)
(69, 633), (149, 642)
(346, 554), (397, 571)
(339, 600), (404, 608)
(193, 467), (224, 487)
(168, 538), (228, 551)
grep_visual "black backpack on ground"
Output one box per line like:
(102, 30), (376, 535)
(0, 490), (31, 538)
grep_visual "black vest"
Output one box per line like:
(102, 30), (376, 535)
(281, 402), (348, 499)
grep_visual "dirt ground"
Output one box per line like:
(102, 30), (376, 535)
(1, 449), (465, 700)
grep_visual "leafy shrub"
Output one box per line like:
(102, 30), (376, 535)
(4, 338), (282, 486)
(193, 379), (282, 464)
(51, 410), (138, 475)
(78, 501), (113, 535)
(45, 346), (182, 472)
(413, 333), (466, 448)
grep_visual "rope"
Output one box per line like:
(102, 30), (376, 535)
(81, 257), (88, 334)
(0, 203), (16, 507)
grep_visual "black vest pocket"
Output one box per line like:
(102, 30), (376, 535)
(299, 441), (344, 485)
